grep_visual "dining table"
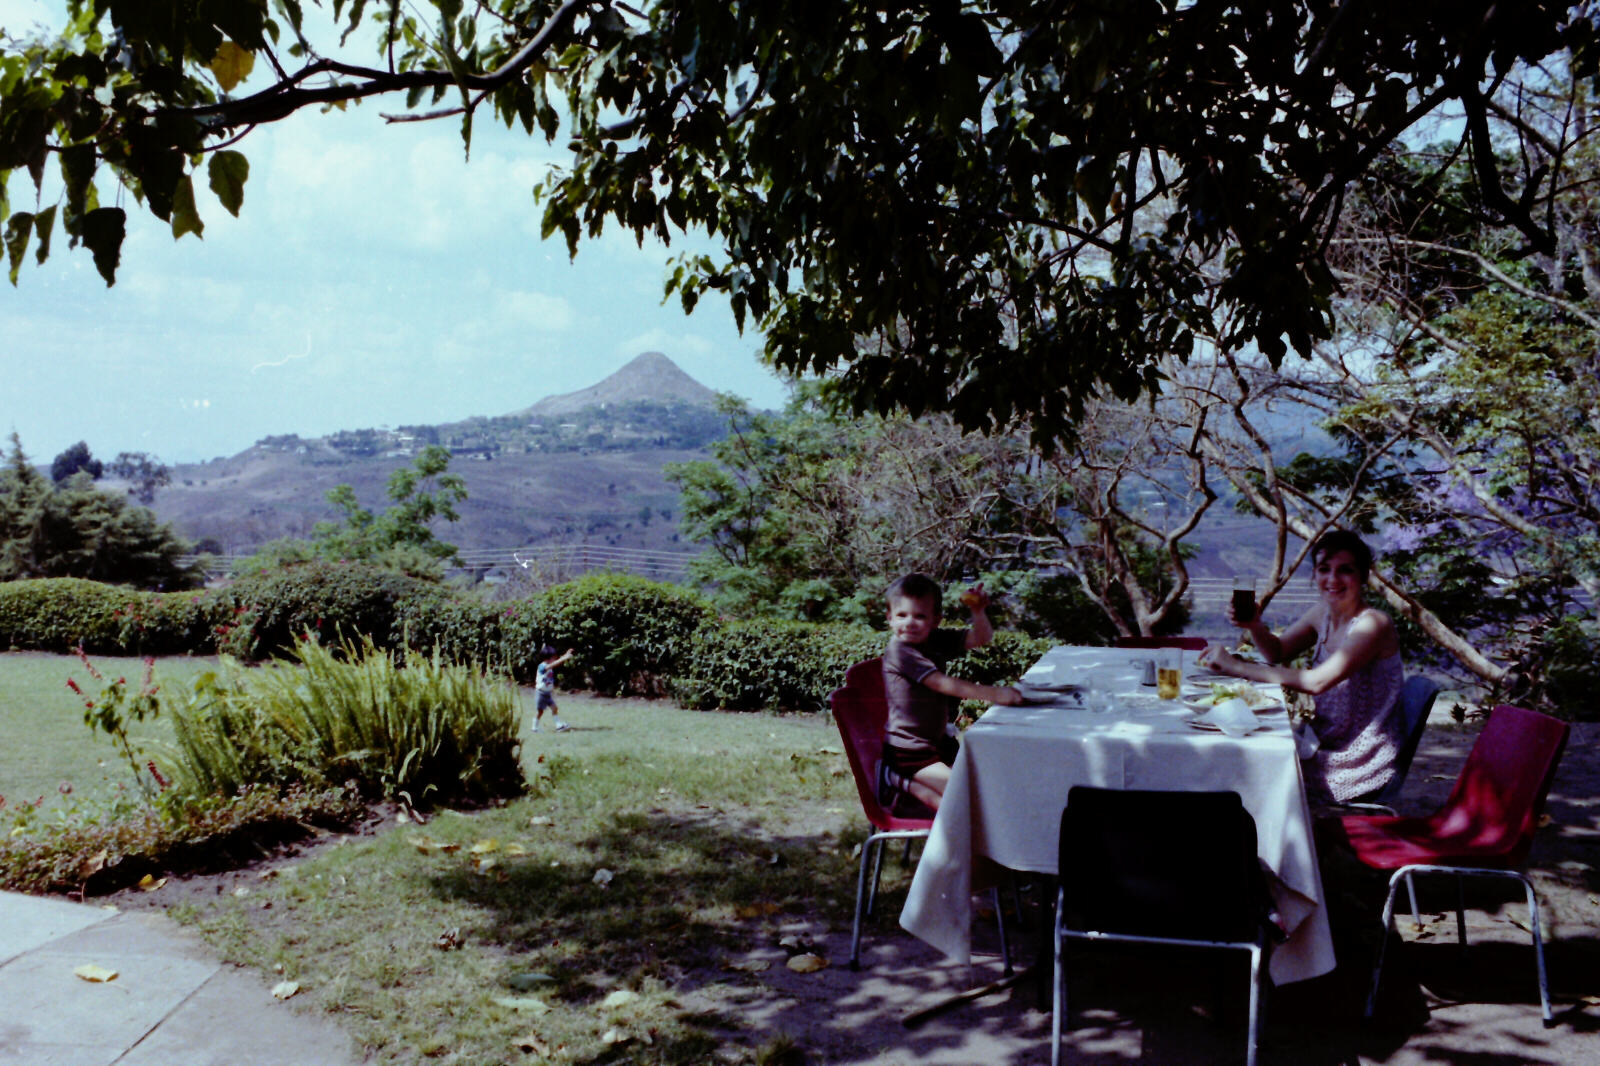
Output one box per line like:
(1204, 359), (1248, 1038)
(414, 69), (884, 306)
(898, 644), (1337, 986)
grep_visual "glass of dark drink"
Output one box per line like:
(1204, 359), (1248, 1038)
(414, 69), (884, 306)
(1231, 577), (1257, 624)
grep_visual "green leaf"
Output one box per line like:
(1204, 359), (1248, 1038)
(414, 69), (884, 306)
(32, 204), (55, 264)
(59, 144), (96, 229)
(170, 174), (203, 239)
(5, 210), (32, 284)
(209, 41), (256, 94)
(81, 206), (125, 286)
(207, 150), (249, 216)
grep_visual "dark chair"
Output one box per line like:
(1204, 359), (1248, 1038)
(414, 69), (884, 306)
(1340, 704), (1570, 1026)
(1344, 675), (1441, 814)
(1112, 635), (1210, 651)
(1052, 787), (1277, 1066)
(829, 657), (1011, 971)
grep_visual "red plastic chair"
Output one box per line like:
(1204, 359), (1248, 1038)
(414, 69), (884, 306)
(829, 657), (1010, 971)
(1112, 635), (1209, 651)
(1339, 704), (1570, 1026)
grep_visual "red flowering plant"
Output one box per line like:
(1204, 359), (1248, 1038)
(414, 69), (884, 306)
(67, 649), (166, 803)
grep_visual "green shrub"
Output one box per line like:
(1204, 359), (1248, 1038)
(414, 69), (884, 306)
(503, 573), (715, 694)
(205, 560), (437, 660)
(671, 621), (1050, 712)
(672, 619), (881, 711)
(392, 591), (509, 671)
(164, 636), (524, 806)
(0, 578), (144, 652)
(0, 579), (224, 655)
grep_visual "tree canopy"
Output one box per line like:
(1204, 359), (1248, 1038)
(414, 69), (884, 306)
(0, 434), (197, 587)
(4, 1), (1593, 442)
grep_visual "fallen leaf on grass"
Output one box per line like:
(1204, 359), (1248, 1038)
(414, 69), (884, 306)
(511, 1032), (549, 1054)
(600, 989), (638, 1010)
(735, 902), (781, 919)
(232, 886), (250, 898)
(73, 964), (118, 983)
(494, 996), (551, 1015)
(409, 834), (462, 854)
(271, 980), (301, 1000)
(504, 843), (530, 857)
(592, 868), (614, 888)
(723, 959), (773, 973)
(505, 972), (557, 992)
(436, 928), (464, 950)
(470, 855), (499, 874)
(786, 953), (828, 973)
(470, 839), (500, 854)
(136, 874), (166, 892)
(601, 1028), (631, 1046)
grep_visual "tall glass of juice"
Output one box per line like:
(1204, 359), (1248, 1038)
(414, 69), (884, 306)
(1156, 651), (1181, 700)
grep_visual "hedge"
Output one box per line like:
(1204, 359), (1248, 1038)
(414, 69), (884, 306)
(0, 569), (1054, 712)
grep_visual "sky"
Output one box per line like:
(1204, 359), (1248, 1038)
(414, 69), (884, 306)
(0, 1), (790, 465)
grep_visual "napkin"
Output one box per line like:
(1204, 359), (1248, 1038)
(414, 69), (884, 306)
(1209, 697), (1260, 737)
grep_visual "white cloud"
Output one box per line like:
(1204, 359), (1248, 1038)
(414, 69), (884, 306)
(496, 290), (575, 332)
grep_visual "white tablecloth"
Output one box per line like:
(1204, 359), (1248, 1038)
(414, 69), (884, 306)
(899, 645), (1336, 985)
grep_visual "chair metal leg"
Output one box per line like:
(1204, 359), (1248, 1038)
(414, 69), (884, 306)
(1052, 887), (1066, 1066)
(866, 837), (886, 917)
(1405, 870), (1421, 931)
(849, 835), (877, 971)
(902, 837), (914, 864)
(1519, 874), (1555, 1027)
(1365, 869), (1405, 1018)
(1246, 942), (1262, 1066)
(993, 886), (1013, 977)
(1455, 874), (1468, 951)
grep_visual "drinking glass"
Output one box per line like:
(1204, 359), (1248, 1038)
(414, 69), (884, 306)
(1156, 651), (1181, 700)
(1231, 576), (1258, 624)
(1085, 667), (1123, 713)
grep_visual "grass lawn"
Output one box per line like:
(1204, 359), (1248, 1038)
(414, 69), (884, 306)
(0, 651), (220, 808)
(0, 650), (875, 1066)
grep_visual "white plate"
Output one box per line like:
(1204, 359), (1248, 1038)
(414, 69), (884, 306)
(1184, 718), (1269, 736)
(1182, 697), (1283, 715)
(1019, 679), (1081, 693)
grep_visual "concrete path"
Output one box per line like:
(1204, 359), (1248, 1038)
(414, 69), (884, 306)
(0, 891), (364, 1066)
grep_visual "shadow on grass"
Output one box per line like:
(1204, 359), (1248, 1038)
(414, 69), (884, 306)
(407, 799), (1594, 1066)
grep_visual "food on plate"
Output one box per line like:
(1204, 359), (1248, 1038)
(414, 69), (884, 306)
(1188, 681), (1272, 708)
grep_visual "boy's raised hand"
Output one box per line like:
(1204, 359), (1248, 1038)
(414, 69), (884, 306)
(958, 584), (989, 612)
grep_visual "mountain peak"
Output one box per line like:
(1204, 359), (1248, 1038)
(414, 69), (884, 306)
(524, 352), (720, 416)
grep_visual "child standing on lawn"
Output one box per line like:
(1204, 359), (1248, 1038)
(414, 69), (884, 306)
(532, 645), (576, 733)
(880, 573), (1021, 813)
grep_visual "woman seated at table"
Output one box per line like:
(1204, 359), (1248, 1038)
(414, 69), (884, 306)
(1201, 530), (1405, 803)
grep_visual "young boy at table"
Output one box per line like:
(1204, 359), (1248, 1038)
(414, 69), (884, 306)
(880, 573), (1023, 814)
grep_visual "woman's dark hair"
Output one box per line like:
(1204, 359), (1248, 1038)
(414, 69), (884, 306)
(539, 644), (557, 658)
(1311, 529), (1374, 581)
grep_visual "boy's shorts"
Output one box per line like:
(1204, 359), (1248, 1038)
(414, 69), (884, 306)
(535, 690), (556, 711)
(877, 736), (958, 817)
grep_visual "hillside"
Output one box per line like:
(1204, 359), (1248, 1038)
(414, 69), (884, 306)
(149, 352), (728, 556)
(523, 350), (722, 415)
